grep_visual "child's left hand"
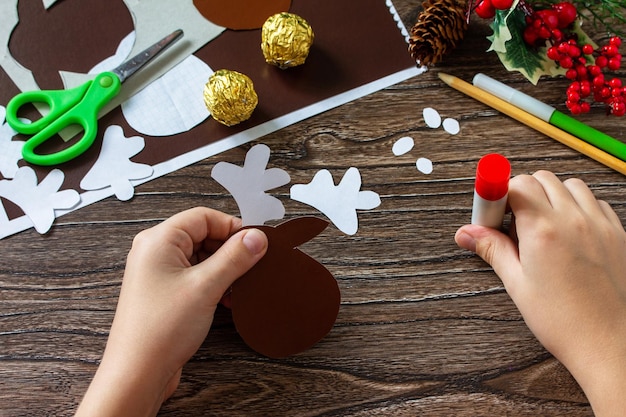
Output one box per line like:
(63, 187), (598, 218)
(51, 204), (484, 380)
(76, 207), (268, 417)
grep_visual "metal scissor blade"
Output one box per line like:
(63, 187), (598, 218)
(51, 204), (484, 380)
(112, 29), (184, 83)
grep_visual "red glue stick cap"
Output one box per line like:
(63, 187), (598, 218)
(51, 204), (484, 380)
(475, 153), (511, 201)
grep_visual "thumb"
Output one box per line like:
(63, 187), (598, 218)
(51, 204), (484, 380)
(192, 228), (268, 301)
(454, 224), (521, 288)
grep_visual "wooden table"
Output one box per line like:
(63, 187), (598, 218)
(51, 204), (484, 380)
(2, 2), (624, 415)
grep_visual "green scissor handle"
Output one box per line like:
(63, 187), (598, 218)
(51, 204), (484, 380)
(5, 71), (121, 166)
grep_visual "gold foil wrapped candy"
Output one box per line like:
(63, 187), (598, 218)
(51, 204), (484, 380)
(261, 12), (314, 69)
(203, 69), (258, 126)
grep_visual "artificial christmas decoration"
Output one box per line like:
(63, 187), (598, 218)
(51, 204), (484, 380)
(408, 0), (469, 66)
(478, 0), (625, 116)
(409, 0), (625, 116)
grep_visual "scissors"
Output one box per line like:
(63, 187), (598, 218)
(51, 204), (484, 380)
(5, 29), (184, 166)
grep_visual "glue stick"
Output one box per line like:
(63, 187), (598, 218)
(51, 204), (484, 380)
(471, 153), (511, 229)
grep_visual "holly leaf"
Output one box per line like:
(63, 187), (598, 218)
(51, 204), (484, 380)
(488, 7), (553, 84)
(487, 0), (519, 53)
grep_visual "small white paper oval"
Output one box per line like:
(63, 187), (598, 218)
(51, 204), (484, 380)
(392, 136), (415, 156)
(443, 118), (460, 135)
(423, 107), (441, 129)
(416, 157), (433, 174)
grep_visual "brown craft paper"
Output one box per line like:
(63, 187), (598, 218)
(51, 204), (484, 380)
(1, 0), (417, 232)
(193, 0), (292, 30)
(231, 217), (341, 358)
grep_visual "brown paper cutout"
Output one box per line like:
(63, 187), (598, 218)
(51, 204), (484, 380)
(192, 0), (291, 30)
(231, 217), (340, 358)
(9, 0), (134, 90)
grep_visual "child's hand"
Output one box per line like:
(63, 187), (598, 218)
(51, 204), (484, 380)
(455, 170), (626, 417)
(76, 207), (268, 417)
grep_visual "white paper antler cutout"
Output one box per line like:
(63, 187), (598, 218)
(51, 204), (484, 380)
(290, 167), (381, 235)
(0, 105), (25, 179)
(0, 166), (80, 234)
(211, 144), (290, 226)
(80, 125), (153, 201)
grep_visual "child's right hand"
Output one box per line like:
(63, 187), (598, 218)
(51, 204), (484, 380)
(455, 170), (626, 417)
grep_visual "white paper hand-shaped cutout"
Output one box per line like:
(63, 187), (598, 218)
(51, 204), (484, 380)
(80, 125), (153, 201)
(0, 166), (80, 234)
(0, 105), (25, 179)
(211, 144), (290, 226)
(290, 167), (381, 235)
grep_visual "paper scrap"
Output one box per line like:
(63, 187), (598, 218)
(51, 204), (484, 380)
(0, 105), (25, 179)
(80, 125), (153, 201)
(211, 144), (290, 226)
(290, 167), (381, 235)
(416, 157), (433, 174)
(392, 136), (414, 156)
(443, 117), (460, 135)
(423, 107), (441, 129)
(121, 54), (212, 136)
(0, 166), (80, 234)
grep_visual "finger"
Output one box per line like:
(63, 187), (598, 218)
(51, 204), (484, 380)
(507, 174), (551, 215)
(562, 177), (605, 217)
(531, 170), (575, 209)
(188, 228), (268, 302)
(599, 200), (625, 230)
(158, 207), (242, 259)
(455, 224), (523, 295)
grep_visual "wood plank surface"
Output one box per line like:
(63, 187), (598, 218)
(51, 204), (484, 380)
(2, 2), (625, 415)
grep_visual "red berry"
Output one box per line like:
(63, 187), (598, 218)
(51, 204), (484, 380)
(568, 45), (581, 58)
(552, 2), (578, 29)
(580, 81), (592, 97)
(609, 36), (622, 48)
(587, 65), (602, 77)
(605, 45), (619, 57)
(567, 91), (581, 102)
(565, 68), (578, 80)
(593, 74), (605, 88)
(491, 0), (514, 10)
(547, 46), (560, 60)
(582, 44), (594, 55)
(536, 10), (560, 30)
(609, 78), (623, 89)
(612, 101), (626, 116)
(538, 26), (552, 40)
(601, 87), (612, 98)
(568, 103), (582, 114)
(608, 56), (622, 71)
(475, 0), (496, 19)
(580, 102), (591, 113)
(596, 55), (608, 68)
(524, 27), (540, 45)
(559, 56), (573, 68)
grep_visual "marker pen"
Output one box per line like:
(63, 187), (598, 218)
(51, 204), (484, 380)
(471, 153), (511, 228)
(472, 73), (626, 161)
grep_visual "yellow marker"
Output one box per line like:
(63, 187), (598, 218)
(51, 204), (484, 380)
(438, 72), (626, 176)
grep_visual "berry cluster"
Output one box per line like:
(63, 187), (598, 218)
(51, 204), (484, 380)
(522, 2), (577, 46)
(556, 37), (625, 116)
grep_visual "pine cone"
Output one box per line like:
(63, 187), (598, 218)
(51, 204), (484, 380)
(408, 0), (469, 66)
